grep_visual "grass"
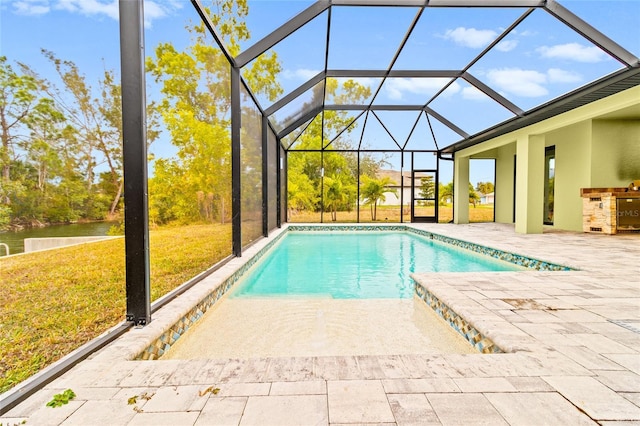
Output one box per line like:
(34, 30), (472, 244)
(0, 223), (231, 394)
(288, 204), (495, 223)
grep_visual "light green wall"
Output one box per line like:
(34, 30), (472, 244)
(515, 135), (545, 234)
(591, 120), (640, 187)
(495, 143), (515, 223)
(453, 86), (640, 233)
(546, 121), (592, 232)
(453, 154), (469, 224)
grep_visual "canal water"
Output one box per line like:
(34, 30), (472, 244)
(0, 222), (117, 256)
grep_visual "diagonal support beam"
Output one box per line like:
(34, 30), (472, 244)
(264, 72), (325, 117)
(463, 72), (524, 116)
(425, 107), (470, 139)
(236, 0), (331, 67)
(191, 0), (236, 67)
(277, 107), (323, 140)
(545, 0), (639, 67)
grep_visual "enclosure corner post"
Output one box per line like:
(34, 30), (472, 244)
(231, 65), (242, 256)
(119, 0), (151, 326)
(262, 115), (269, 237)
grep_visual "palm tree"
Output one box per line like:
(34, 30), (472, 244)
(439, 181), (453, 205)
(323, 176), (352, 221)
(360, 176), (396, 221)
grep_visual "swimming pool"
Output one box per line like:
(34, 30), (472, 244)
(230, 231), (523, 299)
(137, 225), (571, 360)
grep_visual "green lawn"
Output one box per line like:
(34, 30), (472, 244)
(0, 223), (231, 394)
(288, 204), (495, 223)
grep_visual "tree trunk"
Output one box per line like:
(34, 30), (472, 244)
(109, 178), (123, 216)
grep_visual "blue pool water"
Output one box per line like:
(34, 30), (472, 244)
(230, 232), (522, 299)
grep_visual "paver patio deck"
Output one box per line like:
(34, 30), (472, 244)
(2, 223), (639, 425)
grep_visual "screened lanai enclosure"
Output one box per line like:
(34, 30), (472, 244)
(118, 0), (640, 324)
(2, 0), (639, 412)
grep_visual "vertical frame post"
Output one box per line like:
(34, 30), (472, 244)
(119, 0), (150, 326)
(357, 153), (360, 223)
(435, 154), (440, 223)
(262, 116), (269, 237)
(400, 153), (404, 224)
(276, 142), (282, 228)
(231, 65), (242, 256)
(282, 150), (288, 225)
(320, 150), (324, 223)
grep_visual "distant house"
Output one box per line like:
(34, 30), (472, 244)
(374, 170), (413, 207)
(479, 192), (495, 204)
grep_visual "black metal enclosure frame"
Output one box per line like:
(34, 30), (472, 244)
(117, 0), (639, 326)
(1, 0), (638, 414)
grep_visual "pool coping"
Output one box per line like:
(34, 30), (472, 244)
(116, 224), (574, 362)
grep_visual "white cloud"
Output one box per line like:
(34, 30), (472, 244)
(486, 68), (548, 97)
(55, 0), (119, 20)
(143, 1), (173, 27)
(495, 40), (518, 52)
(384, 78), (456, 100)
(11, 0), (178, 26)
(484, 66), (585, 98)
(461, 85), (487, 101)
(517, 29), (536, 37)
(537, 42), (608, 63)
(547, 68), (582, 83)
(442, 27), (497, 49)
(349, 77), (374, 88)
(282, 68), (320, 81)
(13, 0), (50, 15)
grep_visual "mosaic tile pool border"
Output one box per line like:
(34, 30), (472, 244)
(289, 224), (573, 271)
(137, 224), (569, 360)
(415, 283), (503, 353)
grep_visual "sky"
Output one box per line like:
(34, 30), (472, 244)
(2, 0), (639, 185)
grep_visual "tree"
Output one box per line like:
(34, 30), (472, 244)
(285, 78), (380, 219)
(469, 182), (480, 207)
(287, 167), (318, 219)
(0, 56), (43, 206)
(323, 175), (356, 221)
(419, 175), (435, 204)
(439, 181), (453, 205)
(147, 0), (281, 225)
(360, 175), (396, 221)
(476, 181), (494, 195)
(38, 50), (157, 218)
(22, 97), (90, 222)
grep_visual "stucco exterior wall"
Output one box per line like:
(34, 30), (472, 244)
(546, 121), (592, 232)
(495, 143), (516, 224)
(591, 120), (640, 187)
(453, 86), (640, 233)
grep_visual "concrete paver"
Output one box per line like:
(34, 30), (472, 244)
(543, 376), (640, 421)
(58, 400), (135, 425)
(387, 393), (440, 426)
(484, 392), (597, 425)
(327, 380), (395, 424)
(194, 397), (247, 426)
(126, 412), (200, 426)
(270, 380), (326, 395)
(426, 393), (508, 425)
(239, 395), (327, 426)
